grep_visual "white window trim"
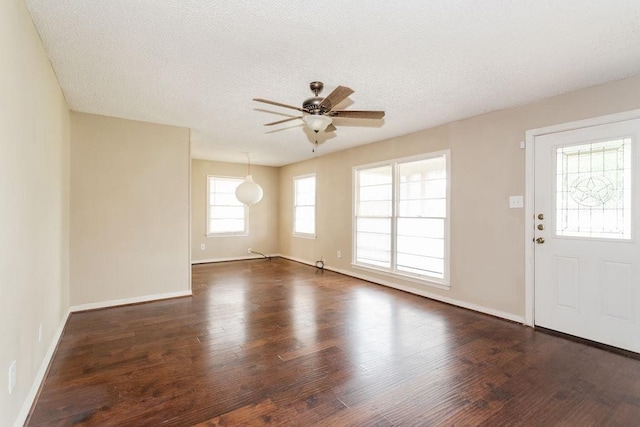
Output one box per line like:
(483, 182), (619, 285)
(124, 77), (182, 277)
(351, 150), (451, 289)
(206, 174), (249, 238)
(293, 173), (317, 239)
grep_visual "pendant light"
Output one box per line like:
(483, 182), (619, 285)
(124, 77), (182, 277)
(235, 153), (263, 206)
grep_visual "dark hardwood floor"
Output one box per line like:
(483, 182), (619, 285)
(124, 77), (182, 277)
(27, 258), (640, 426)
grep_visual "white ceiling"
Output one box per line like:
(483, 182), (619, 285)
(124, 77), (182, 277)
(25, 1), (640, 167)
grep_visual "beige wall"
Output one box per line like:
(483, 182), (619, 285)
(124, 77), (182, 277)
(191, 159), (279, 261)
(70, 113), (190, 305)
(279, 75), (640, 320)
(0, 0), (70, 424)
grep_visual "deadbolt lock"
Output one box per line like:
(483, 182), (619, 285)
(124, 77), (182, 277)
(537, 213), (544, 220)
(537, 224), (544, 230)
(535, 237), (545, 244)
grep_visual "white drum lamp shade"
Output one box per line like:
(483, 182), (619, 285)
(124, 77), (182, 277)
(235, 175), (263, 206)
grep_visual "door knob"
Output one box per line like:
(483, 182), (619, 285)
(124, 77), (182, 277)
(537, 224), (544, 230)
(537, 213), (544, 220)
(535, 237), (545, 244)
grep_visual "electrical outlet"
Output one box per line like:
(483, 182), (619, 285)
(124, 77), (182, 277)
(248, 248), (252, 254)
(337, 250), (342, 258)
(8, 360), (16, 394)
(200, 243), (205, 251)
(38, 323), (42, 343)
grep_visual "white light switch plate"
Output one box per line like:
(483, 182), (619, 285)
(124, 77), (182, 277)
(509, 195), (524, 209)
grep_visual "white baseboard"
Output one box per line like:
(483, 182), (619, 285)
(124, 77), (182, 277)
(14, 307), (71, 427)
(278, 254), (525, 324)
(191, 254), (274, 264)
(278, 254), (315, 267)
(69, 290), (192, 313)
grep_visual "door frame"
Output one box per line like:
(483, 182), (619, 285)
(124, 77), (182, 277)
(524, 108), (640, 327)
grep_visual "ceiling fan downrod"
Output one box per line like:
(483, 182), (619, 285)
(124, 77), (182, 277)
(309, 81), (324, 96)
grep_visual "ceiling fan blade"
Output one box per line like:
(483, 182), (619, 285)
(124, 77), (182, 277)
(325, 123), (337, 132)
(264, 116), (303, 126)
(253, 98), (305, 112)
(319, 86), (354, 110)
(330, 110), (385, 119)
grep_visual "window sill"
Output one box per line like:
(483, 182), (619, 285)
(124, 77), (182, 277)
(206, 232), (249, 238)
(293, 232), (316, 240)
(351, 263), (450, 290)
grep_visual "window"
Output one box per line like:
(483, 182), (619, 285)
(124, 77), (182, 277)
(207, 176), (247, 236)
(354, 151), (450, 286)
(294, 174), (316, 237)
(555, 138), (631, 239)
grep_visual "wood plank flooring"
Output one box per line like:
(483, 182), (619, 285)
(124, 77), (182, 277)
(27, 258), (640, 426)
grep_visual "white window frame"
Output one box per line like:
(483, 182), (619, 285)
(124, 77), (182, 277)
(206, 175), (248, 237)
(293, 173), (317, 238)
(352, 150), (451, 289)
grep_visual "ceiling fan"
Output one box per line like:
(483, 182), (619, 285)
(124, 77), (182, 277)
(253, 81), (385, 133)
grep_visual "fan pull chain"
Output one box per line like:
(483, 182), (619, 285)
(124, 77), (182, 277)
(312, 128), (321, 153)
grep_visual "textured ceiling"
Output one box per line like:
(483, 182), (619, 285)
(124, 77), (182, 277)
(25, 1), (640, 166)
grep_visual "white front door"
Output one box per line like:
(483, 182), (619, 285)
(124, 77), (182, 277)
(534, 117), (640, 353)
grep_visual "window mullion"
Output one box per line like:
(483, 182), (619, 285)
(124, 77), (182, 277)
(391, 162), (398, 272)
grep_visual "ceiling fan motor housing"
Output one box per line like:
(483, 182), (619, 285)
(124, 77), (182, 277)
(303, 96), (329, 114)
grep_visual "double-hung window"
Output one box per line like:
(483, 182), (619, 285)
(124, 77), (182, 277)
(354, 151), (450, 287)
(293, 174), (316, 237)
(207, 175), (247, 236)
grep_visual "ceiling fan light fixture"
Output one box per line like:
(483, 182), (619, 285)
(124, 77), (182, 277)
(303, 114), (332, 132)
